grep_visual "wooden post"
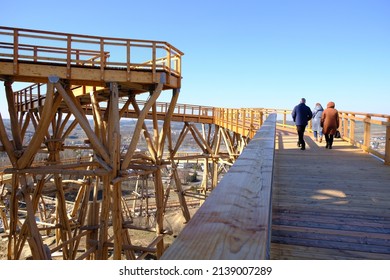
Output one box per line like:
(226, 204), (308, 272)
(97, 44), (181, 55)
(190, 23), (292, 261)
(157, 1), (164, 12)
(342, 113), (348, 139)
(0, 112), (17, 165)
(5, 81), (23, 150)
(363, 115), (371, 152)
(154, 169), (165, 257)
(108, 82), (123, 260)
(350, 114), (356, 144)
(385, 118), (390, 165)
(20, 176), (49, 260)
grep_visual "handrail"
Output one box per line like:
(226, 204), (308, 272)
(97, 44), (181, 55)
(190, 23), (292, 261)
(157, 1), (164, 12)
(161, 113), (277, 259)
(256, 109), (390, 165)
(8, 80), (390, 165)
(338, 110), (390, 164)
(0, 26), (183, 80)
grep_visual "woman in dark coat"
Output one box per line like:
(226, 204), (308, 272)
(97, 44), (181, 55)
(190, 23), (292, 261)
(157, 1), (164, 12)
(320, 101), (339, 149)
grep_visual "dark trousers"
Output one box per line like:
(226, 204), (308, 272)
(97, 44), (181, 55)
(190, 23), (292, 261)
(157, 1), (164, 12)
(296, 125), (306, 148)
(325, 134), (334, 147)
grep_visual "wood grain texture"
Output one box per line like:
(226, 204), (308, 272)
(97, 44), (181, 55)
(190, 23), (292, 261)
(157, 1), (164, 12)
(271, 128), (390, 259)
(161, 114), (276, 259)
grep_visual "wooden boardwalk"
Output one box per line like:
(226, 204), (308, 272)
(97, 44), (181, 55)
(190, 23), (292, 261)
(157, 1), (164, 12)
(271, 128), (390, 259)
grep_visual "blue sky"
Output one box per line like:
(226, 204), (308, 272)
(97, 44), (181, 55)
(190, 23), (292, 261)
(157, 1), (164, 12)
(1, 0), (389, 117)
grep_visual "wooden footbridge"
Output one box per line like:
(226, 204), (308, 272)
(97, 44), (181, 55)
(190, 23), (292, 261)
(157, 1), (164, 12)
(0, 26), (389, 260)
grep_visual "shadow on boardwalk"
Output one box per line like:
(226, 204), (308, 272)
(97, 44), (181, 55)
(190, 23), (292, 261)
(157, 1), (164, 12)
(271, 128), (390, 260)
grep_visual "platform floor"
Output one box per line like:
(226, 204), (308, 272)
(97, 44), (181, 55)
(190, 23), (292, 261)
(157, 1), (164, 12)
(271, 128), (390, 259)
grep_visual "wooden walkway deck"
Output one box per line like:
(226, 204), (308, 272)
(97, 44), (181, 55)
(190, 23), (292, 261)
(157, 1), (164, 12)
(271, 128), (390, 259)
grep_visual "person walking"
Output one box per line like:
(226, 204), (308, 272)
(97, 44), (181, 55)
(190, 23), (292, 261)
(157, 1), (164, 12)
(312, 103), (324, 142)
(292, 98), (312, 150)
(320, 101), (339, 149)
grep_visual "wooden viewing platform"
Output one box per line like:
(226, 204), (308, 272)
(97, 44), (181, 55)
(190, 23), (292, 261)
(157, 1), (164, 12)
(161, 116), (390, 260)
(271, 128), (390, 259)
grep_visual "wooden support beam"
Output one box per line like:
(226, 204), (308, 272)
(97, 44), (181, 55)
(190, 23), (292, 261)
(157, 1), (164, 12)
(54, 175), (74, 259)
(157, 88), (180, 160)
(0, 113), (18, 165)
(20, 112), (31, 140)
(154, 169), (165, 258)
(121, 80), (164, 170)
(54, 81), (111, 163)
(188, 123), (214, 155)
(4, 165), (107, 176)
(90, 90), (105, 143)
(130, 97), (157, 161)
(167, 128), (191, 222)
(21, 181), (50, 259)
(17, 80), (62, 169)
(172, 124), (190, 157)
(108, 82), (124, 260)
(61, 117), (78, 141)
(4, 81), (23, 151)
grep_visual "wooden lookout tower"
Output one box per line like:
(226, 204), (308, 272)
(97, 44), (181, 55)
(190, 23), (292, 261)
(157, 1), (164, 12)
(0, 26), (188, 259)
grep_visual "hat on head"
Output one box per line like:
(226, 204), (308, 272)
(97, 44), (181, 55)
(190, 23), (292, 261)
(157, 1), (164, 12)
(327, 101), (335, 108)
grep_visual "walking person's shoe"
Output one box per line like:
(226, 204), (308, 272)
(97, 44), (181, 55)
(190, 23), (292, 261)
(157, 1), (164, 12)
(297, 141), (301, 147)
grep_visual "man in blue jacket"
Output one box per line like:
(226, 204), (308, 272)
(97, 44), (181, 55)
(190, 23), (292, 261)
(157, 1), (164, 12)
(292, 98), (312, 150)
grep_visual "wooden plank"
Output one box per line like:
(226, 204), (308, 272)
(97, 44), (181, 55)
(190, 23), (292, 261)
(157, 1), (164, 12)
(0, 61), (181, 88)
(270, 243), (390, 260)
(271, 128), (390, 260)
(161, 114), (277, 259)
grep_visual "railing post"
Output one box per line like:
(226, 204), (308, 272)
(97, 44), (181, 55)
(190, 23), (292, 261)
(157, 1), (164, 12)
(260, 111), (264, 127)
(166, 46), (171, 85)
(100, 38), (105, 80)
(152, 42), (157, 83)
(230, 109), (233, 131)
(29, 87), (33, 110)
(385, 118), (390, 165)
(350, 113), (356, 144)
(66, 35), (72, 79)
(363, 115), (371, 152)
(342, 113), (348, 139)
(126, 40), (131, 82)
(38, 84), (42, 107)
(13, 28), (19, 75)
(250, 110), (254, 138)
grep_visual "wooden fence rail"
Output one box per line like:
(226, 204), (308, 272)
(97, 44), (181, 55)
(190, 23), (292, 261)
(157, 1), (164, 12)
(161, 113), (277, 259)
(0, 26), (183, 82)
(8, 82), (390, 165)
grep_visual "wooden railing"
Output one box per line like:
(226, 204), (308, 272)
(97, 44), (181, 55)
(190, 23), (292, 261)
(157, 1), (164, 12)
(8, 78), (390, 165)
(161, 113), (277, 259)
(338, 111), (390, 164)
(0, 26), (183, 80)
(268, 109), (390, 165)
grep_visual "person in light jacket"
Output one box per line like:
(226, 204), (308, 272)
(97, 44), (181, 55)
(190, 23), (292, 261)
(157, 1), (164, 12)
(292, 98), (312, 150)
(312, 103), (324, 142)
(320, 101), (339, 149)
